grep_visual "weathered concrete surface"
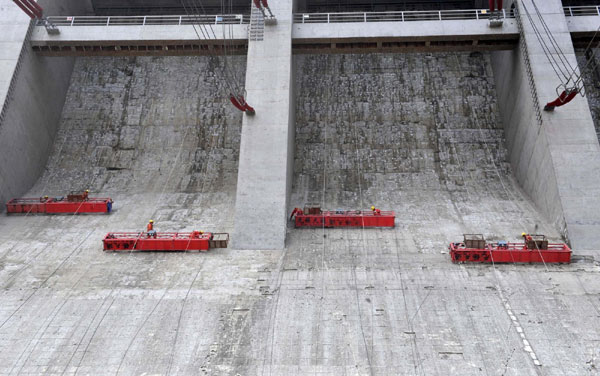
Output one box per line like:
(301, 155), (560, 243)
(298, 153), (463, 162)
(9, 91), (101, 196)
(577, 47), (600, 142)
(232, 0), (295, 250)
(491, 0), (600, 250)
(1, 50), (599, 376)
(292, 51), (561, 251)
(34, 55), (245, 223)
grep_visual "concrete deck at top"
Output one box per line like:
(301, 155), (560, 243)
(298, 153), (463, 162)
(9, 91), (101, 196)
(30, 16), (522, 56)
(30, 24), (249, 44)
(566, 15), (600, 36)
(292, 17), (519, 43)
(29, 13), (600, 46)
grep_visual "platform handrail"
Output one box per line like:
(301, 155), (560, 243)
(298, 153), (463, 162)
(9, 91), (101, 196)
(104, 231), (212, 239)
(312, 210), (395, 216)
(563, 5), (600, 17)
(8, 197), (111, 203)
(293, 8), (512, 24)
(42, 14), (249, 27)
(451, 242), (571, 251)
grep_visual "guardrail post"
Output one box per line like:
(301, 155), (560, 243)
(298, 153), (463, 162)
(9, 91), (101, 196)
(71, 17), (74, 26)
(476, 10), (479, 20)
(179, 16), (182, 25)
(364, 12), (366, 22)
(401, 11), (404, 22)
(143, 16), (146, 26)
(106, 16), (110, 26)
(503, 9), (506, 19)
(439, 11), (441, 21)
(327, 13), (330, 23)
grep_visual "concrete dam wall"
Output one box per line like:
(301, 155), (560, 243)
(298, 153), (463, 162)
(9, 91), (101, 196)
(31, 55), (245, 231)
(291, 52), (559, 253)
(0, 51), (593, 376)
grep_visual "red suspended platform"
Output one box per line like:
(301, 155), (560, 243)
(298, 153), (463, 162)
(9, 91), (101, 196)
(450, 234), (571, 264)
(290, 205), (395, 228)
(103, 231), (229, 252)
(6, 195), (113, 214)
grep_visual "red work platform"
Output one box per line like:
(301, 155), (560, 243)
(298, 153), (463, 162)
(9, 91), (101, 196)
(6, 196), (113, 214)
(449, 234), (571, 264)
(103, 232), (229, 252)
(290, 205), (395, 228)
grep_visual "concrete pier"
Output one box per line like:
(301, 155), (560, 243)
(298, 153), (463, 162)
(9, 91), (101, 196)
(232, 0), (295, 250)
(491, 0), (600, 250)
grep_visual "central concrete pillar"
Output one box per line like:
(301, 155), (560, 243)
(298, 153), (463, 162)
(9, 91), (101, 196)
(492, 0), (600, 250)
(232, 0), (295, 250)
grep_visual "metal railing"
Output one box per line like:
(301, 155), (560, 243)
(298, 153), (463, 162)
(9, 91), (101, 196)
(37, 5), (599, 29)
(42, 14), (249, 26)
(293, 9), (511, 23)
(563, 5), (600, 17)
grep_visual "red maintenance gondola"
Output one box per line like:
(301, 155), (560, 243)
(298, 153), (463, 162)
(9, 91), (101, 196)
(103, 231), (229, 252)
(6, 191), (113, 214)
(290, 205), (395, 228)
(449, 234), (571, 264)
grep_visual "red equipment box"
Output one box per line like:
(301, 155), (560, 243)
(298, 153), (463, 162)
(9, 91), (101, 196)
(449, 241), (571, 264)
(290, 207), (395, 228)
(6, 197), (113, 214)
(103, 231), (229, 252)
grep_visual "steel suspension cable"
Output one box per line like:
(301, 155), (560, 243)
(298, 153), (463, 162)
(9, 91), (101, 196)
(573, 27), (600, 88)
(521, 2), (572, 83)
(531, 0), (577, 80)
(186, 0), (244, 92)
(179, 0), (241, 96)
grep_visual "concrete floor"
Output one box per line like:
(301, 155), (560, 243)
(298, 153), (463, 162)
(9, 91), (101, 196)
(1, 53), (599, 375)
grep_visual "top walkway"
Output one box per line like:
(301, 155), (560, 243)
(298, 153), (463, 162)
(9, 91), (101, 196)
(28, 5), (600, 56)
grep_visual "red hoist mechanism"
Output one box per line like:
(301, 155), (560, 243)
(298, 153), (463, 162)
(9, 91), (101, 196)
(12, 0), (59, 34)
(229, 94), (255, 115)
(103, 220), (229, 252)
(488, 0), (504, 28)
(449, 234), (571, 264)
(253, 0), (277, 25)
(290, 205), (395, 228)
(6, 191), (113, 214)
(543, 87), (579, 111)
